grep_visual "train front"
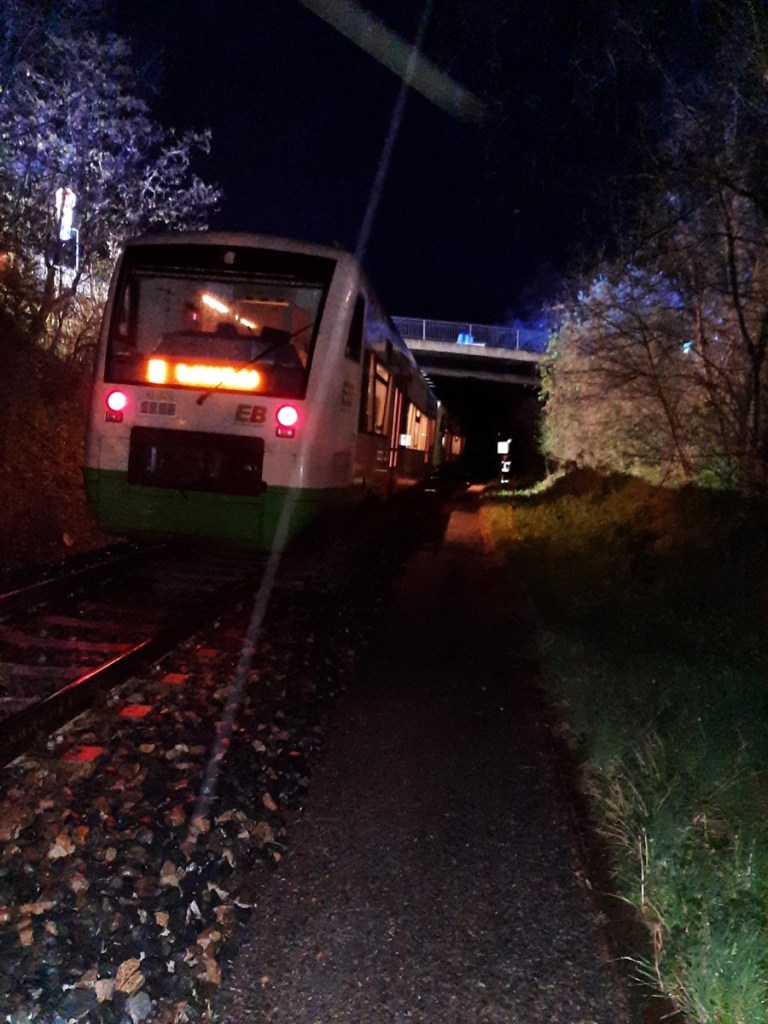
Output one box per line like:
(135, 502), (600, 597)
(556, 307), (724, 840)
(83, 236), (338, 547)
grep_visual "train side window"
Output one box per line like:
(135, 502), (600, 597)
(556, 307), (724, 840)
(345, 295), (365, 362)
(359, 351), (374, 432)
(373, 361), (391, 433)
(359, 351), (391, 435)
(403, 400), (430, 450)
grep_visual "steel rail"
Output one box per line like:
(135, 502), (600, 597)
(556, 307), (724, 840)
(0, 568), (264, 768)
(0, 544), (169, 616)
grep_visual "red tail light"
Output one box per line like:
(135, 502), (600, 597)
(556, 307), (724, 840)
(276, 404), (299, 437)
(276, 405), (299, 427)
(105, 390), (127, 422)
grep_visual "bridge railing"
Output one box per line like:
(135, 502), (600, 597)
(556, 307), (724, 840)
(393, 317), (550, 353)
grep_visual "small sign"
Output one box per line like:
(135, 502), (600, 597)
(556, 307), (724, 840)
(54, 187), (76, 240)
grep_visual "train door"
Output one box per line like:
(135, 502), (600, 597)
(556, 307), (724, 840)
(355, 340), (392, 494)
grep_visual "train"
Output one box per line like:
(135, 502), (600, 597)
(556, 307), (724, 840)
(83, 232), (464, 548)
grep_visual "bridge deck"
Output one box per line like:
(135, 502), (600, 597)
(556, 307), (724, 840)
(393, 317), (548, 385)
(393, 316), (549, 355)
(405, 338), (544, 363)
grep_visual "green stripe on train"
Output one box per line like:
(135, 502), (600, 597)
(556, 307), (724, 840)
(83, 468), (355, 548)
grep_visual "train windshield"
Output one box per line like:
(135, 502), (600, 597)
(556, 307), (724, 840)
(104, 243), (335, 398)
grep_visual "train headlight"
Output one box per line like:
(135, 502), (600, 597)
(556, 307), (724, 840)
(105, 390), (127, 423)
(276, 404), (299, 438)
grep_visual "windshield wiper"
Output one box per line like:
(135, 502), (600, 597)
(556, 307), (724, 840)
(195, 321), (316, 406)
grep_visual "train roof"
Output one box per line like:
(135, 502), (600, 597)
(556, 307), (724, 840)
(122, 231), (354, 266)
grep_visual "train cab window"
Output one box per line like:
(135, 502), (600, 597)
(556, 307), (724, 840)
(104, 244), (334, 399)
(359, 351), (391, 435)
(345, 296), (365, 362)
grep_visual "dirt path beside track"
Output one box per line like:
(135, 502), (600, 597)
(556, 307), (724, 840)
(219, 492), (631, 1024)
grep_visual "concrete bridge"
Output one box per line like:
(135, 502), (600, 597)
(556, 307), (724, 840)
(393, 317), (548, 386)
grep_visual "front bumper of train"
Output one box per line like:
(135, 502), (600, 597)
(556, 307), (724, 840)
(83, 468), (356, 549)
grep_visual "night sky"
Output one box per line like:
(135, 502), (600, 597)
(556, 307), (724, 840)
(113, 1), (672, 323)
(110, 1), (703, 474)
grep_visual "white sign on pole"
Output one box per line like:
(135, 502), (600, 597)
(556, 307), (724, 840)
(55, 187), (77, 240)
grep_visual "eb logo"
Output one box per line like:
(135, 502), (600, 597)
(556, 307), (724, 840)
(235, 404), (267, 425)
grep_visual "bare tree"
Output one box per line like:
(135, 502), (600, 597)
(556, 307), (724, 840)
(542, 0), (768, 492)
(0, 28), (221, 356)
(542, 267), (703, 482)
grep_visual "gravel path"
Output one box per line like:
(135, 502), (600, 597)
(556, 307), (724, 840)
(219, 497), (631, 1023)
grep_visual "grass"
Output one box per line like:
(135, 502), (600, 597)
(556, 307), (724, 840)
(482, 470), (768, 1024)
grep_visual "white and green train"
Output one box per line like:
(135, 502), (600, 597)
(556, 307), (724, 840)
(84, 232), (463, 548)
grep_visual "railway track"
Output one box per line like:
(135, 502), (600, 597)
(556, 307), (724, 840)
(0, 483), (457, 1022)
(0, 484), (453, 770)
(0, 543), (268, 766)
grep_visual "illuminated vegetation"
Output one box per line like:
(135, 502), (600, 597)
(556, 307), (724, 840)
(542, 0), (768, 494)
(0, 17), (220, 357)
(484, 472), (768, 1023)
